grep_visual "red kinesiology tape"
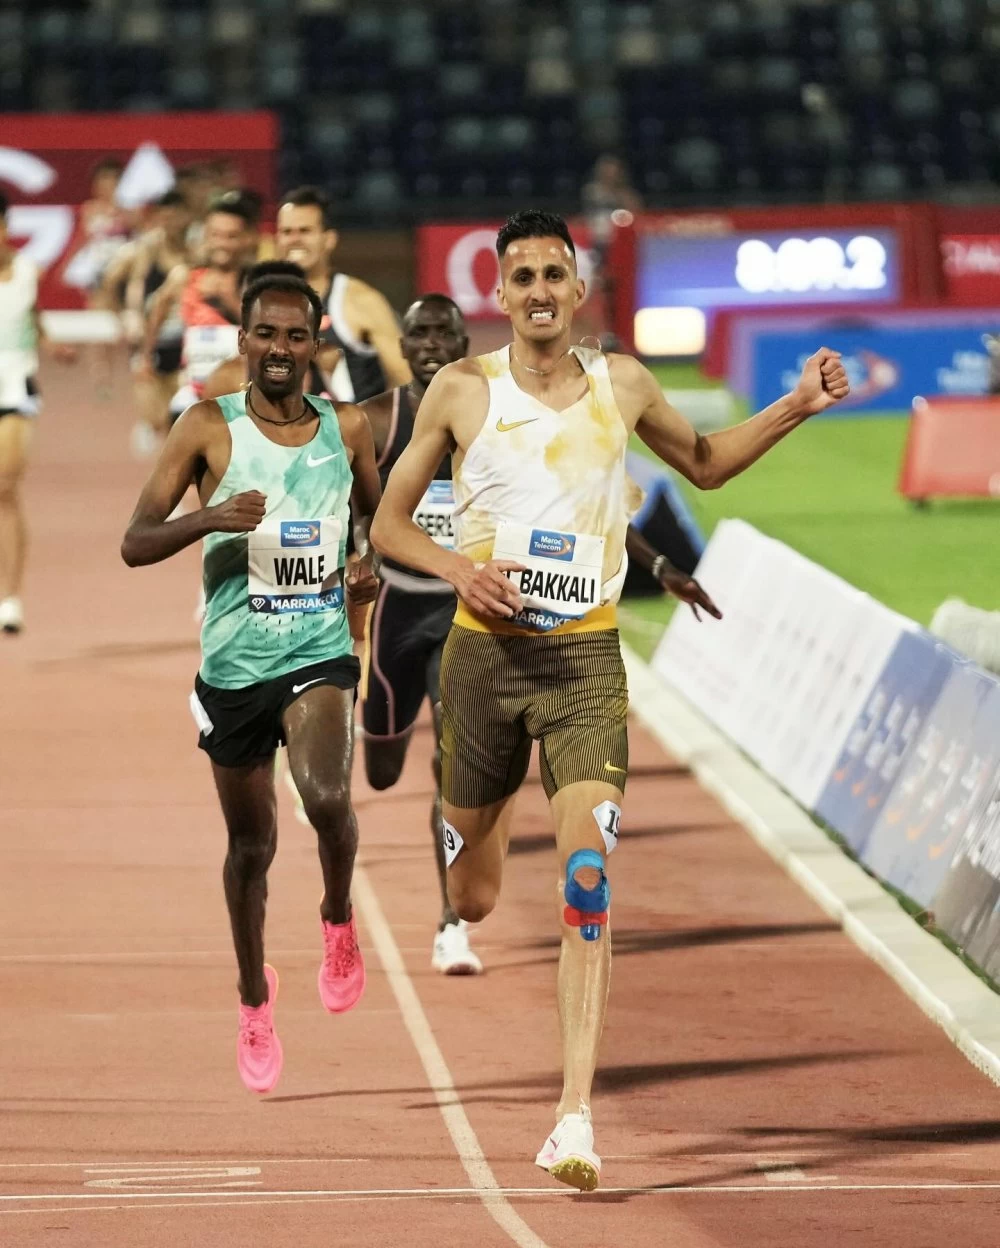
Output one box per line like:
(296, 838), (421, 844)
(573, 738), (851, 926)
(563, 905), (609, 928)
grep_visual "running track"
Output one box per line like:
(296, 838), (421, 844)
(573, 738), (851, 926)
(3, 361), (999, 1248)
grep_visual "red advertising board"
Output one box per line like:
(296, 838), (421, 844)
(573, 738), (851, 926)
(941, 235), (1000, 305)
(416, 221), (594, 320)
(0, 111), (276, 308)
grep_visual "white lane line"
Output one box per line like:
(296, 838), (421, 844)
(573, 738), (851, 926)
(4, 1181), (1000, 1207)
(352, 864), (550, 1248)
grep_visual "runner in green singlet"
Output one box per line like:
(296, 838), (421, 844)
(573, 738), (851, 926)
(122, 272), (381, 1096)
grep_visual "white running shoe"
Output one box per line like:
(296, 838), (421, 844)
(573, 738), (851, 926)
(0, 597), (23, 634)
(535, 1111), (601, 1192)
(431, 920), (483, 975)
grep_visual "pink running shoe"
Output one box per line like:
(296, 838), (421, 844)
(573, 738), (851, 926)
(236, 964), (283, 1095)
(318, 912), (366, 1013)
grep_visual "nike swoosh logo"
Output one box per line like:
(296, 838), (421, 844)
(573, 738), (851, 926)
(496, 416), (539, 433)
(306, 452), (340, 467)
(604, 762), (627, 775)
(291, 678), (325, 695)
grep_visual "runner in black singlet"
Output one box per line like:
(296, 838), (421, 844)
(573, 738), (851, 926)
(358, 295), (482, 974)
(275, 187), (410, 402)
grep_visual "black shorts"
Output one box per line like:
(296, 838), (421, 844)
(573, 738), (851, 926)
(361, 578), (455, 738)
(192, 655), (361, 768)
(153, 341), (182, 376)
(0, 376), (40, 418)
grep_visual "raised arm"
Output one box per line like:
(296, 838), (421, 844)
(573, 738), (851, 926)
(370, 364), (523, 618)
(140, 264), (187, 362)
(612, 348), (849, 490)
(121, 401), (264, 566)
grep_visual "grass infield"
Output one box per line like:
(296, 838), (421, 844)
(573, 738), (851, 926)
(621, 365), (998, 660)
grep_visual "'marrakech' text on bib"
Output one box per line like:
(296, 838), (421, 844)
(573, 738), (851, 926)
(493, 521), (604, 632)
(248, 515), (344, 614)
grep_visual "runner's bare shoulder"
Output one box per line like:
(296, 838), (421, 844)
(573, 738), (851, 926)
(171, 397), (230, 449)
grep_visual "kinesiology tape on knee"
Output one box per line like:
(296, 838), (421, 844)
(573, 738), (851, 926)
(442, 818), (464, 867)
(563, 848), (611, 942)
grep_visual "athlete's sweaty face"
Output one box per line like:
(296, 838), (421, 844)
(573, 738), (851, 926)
(203, 210), (251, 271)
(498, 237), (584, 344)
(400, 302), (468, 389)
(276, 204), (336, 278)
(240, 291), (318, 401)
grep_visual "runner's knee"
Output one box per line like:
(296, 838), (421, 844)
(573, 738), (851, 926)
(225, 827), (276, 881)
(0, 474), (20, 505)
(448, 876), (499, 924)
(298, 778), (352, 836)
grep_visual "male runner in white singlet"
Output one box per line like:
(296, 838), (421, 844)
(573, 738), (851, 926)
(371, 209), (850, 1190)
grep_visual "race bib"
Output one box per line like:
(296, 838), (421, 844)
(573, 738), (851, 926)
(413, 480), (455, 549)
(183, 324), (240, 385)
(248, 515), (344, 614)
(492, 522), (604, 632)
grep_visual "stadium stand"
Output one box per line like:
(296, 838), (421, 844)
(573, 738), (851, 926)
(3, 0), (1000, 222)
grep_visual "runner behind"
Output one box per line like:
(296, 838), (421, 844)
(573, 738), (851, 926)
(138, 193), (257, 424)
(359, 294), (482, 974)
(0, 192), (75, 634)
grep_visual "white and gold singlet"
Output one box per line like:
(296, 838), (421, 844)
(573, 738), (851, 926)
(453, 344), (628, 634)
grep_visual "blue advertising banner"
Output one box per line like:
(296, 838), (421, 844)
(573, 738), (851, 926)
(932, 762), (1000, 976)
(751, 326), (993, 415)
(813, 631), (954, 852)
(862, 666), (1000, 907)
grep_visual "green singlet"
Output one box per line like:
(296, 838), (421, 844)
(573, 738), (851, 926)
(199, 391), (354, 688)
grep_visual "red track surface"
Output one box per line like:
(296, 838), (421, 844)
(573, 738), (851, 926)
(4, 362), (1000, 1247)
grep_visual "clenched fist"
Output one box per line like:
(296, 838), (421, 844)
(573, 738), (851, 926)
(345, 552), (380, 606)
(791, 347), (851, 416)
(209, 490), (267, 533)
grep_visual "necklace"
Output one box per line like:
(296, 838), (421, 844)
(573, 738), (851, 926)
(246, 384), (311, 426)
(512, 347), (571, 377)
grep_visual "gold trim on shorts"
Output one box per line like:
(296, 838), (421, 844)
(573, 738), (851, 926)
(440, 624), (629, 809)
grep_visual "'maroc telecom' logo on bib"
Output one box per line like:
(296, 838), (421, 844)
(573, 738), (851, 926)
(529, 529), (576, 560)
(280, 521), (321, 547)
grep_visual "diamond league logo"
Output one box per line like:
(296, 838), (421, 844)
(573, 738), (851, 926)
(251, 596), (267, 610)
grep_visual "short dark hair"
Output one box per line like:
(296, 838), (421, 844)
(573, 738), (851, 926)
(156, 189), (187, 209)
(241, 275), (324, 335)
(0, 191), (8, 219)
(404, 292), (465, 329)
(238, 259), (306, 290)
(496, 209), (576, 260)
(208, 190), (259, 228)
(92, 158), (123, 178)
(279, 185), (335, 231)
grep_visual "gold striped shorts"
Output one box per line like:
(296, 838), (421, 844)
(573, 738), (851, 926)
(439, 624), (629, 808)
